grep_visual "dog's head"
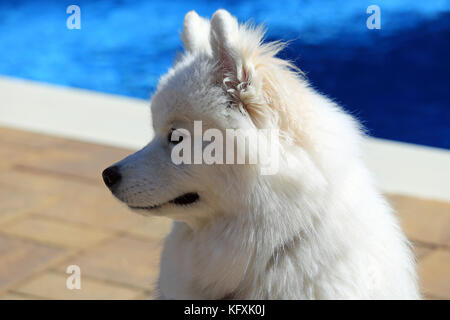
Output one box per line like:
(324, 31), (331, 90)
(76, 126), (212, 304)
(102, 10), (342, 226)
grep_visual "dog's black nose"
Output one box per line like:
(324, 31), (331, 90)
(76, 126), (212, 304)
(102, 166), (121, 189)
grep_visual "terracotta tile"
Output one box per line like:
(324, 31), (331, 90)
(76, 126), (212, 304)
(126, 216), (172, 242)
(413, 245), (434, 260)
(0, 145), (26, 170)
(134, 291), (157, 300)
(0, 126), (132, 185)
(0, 183), (49, 225)
(40, 189), (152, 233)
(388, 194), (450, 246)
(0, 169), (62, 226)
(0, 142), (162, 237)
(0, 235), (64, 292)
(56, 139), (133, 178)
(0, 292), (36, 300)
(0, 127), (132, 177)
(15, 139), (133, 182)
(0, 127), (66, 150)
(1, 216), (114, 249)
(418, 249), (450, 299)
(15, 272), (144, 300)
(0, 170), (145, 232)
(0, 128), (62, 171)
(425, 294), (447, 300)
(0, 170), (70, 201)
(58, 236), (162, 290)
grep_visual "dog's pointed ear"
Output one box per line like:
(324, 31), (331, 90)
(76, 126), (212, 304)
(181, 11), (211, 54)
(210, 10), (273, 127)
(210, 9), (241, 80)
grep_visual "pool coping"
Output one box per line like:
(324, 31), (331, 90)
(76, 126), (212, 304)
(1, 76), (449, 202)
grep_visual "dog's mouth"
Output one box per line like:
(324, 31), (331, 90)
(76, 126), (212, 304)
(128, 192), (200, 211)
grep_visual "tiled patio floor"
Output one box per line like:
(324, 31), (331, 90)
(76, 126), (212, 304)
(0, 126), (448, 300)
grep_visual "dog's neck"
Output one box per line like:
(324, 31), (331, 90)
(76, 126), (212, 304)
(164, 198), (323, 298)
(159, 167), (336, 299)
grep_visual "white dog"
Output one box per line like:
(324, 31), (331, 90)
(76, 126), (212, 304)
(102, 9), (420, 299)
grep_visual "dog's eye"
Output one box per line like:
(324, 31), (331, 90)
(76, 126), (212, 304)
(168, 129), (183, 145)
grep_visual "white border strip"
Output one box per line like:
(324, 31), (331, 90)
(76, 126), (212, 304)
(1, 76), (449, 201)
(0, 76), (151, 149)
(363, 138), (450, 202)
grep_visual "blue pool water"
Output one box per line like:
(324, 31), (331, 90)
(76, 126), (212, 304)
(0, 0), (449, 149)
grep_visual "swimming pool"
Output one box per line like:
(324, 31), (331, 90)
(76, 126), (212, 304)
(0, 0), (449, 149)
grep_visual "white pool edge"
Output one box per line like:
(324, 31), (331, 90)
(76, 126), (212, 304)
(1, 76), (449, 202)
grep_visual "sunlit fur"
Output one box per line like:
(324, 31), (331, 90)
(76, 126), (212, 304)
(108, 9), (420, 299)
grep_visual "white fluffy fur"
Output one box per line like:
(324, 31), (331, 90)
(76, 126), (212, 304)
(108, 10), (420, 299)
